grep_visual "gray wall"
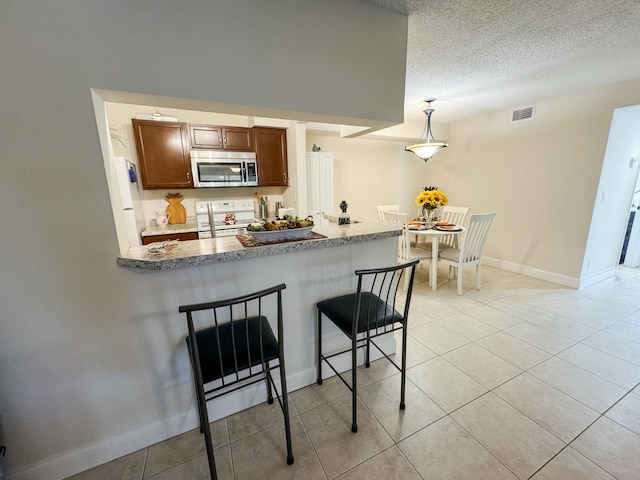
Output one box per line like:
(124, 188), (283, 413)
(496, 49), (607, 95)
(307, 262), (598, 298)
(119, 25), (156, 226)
(0, 1), (407, 477)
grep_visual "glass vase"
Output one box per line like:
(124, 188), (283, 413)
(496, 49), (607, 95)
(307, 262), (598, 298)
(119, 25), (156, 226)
(422, 208), (436, 228)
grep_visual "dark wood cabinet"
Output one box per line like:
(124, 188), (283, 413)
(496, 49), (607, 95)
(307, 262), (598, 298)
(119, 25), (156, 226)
(188, 124), (223, 149)
(254, 127), (288, 186)
(141, 232), (199, 245)
(222, 127), (253, 150)
(188, 124), (253, 151)
(132, 119), (193, 189)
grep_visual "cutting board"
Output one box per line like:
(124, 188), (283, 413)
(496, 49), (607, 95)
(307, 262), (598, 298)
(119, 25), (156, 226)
(165, 193), (187, 224)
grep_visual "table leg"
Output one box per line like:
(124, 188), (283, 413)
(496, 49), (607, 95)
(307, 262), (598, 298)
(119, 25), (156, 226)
(431, 236), (439, 290)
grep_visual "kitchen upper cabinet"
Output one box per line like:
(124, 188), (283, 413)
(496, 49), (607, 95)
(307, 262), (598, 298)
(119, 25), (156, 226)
(223, 127), (253, 150)
(132, 119), (193, 189)
(254, 127), (288, 186)
(189, 124), (253, 151)
(188, 124), (223, 149)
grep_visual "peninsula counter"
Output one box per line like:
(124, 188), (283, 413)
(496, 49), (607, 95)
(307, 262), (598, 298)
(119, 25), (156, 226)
(114, 221), (402, 432)
(117, 221), (401, 270)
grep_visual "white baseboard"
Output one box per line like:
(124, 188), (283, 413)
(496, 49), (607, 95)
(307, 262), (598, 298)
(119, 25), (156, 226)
(482, 256), (580, 288)
(577, 266), (617, 289)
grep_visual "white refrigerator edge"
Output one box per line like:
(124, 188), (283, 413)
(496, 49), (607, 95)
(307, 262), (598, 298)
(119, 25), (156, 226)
(114, 156), (145, 247)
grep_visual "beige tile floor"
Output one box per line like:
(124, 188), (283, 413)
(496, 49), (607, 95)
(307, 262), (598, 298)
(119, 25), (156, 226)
(67, 265), (640, 480)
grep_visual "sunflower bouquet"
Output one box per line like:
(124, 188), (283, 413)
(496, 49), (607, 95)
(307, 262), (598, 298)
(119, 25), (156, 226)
(415, 186), (448, 211)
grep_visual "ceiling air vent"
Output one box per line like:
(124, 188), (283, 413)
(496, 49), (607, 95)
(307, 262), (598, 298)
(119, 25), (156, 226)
(512, 106), (534, 122)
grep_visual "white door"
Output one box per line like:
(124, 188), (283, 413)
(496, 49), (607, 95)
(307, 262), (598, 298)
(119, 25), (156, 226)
(307, 152), (334, 226)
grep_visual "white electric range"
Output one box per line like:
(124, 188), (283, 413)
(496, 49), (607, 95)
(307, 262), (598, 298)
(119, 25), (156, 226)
(195, 198), (260, 238)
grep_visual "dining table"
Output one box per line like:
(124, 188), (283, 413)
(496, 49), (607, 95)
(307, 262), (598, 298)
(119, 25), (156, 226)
(409, 224), (466, 290)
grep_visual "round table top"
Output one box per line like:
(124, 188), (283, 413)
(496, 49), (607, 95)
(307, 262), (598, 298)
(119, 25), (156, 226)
(408, 225), (465, 236)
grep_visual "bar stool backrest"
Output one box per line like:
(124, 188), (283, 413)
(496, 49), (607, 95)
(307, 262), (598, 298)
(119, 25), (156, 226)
(179, 283), (294, 478)
(181, 284), (285, 392)
(353, 259), (419, 338)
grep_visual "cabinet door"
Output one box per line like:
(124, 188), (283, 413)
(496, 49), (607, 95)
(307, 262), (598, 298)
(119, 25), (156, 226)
(132, 120), (192, 189)
(222, 127), (253, 150)
(254, 127), (288, 186)
(189, 124), (223, 149)
(307, 152), (334, 226)
(141, 232), (199, 245)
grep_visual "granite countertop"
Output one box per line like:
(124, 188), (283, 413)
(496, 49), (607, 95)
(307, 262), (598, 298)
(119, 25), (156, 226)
(141, 222), (199, 237)
(117, 221), (401, 271)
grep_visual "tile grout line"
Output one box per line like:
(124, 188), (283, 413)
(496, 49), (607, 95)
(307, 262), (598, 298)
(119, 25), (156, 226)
(525, 379), (640, 480)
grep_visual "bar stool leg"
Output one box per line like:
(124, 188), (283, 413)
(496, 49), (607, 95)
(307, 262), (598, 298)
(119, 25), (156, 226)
(351, 336), (358, 433)
(265, 362), (274, 404)
(278, 355), (294, 465)
(316, 308), (323, 385)
(365, 330), (371, 368)
(400, 327), (408, 410)
(191, 345), (218, 480)
(188, 347), (207, 434)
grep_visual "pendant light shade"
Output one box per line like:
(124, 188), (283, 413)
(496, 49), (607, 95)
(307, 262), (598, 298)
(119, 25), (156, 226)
(405, 99), (447, 162)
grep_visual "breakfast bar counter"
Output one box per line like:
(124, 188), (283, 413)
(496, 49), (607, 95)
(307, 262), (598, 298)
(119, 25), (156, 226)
(113, 219), (402, 437)
(117, 221), (401, 270)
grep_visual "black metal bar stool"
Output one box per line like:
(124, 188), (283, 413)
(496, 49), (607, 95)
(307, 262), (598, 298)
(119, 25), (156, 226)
(179, 283), (294, 480)
(316, 259), (419, 432)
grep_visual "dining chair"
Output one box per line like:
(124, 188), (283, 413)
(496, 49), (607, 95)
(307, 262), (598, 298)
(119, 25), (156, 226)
(376, 204), (400, 220)
(440, 205), (470, 226)
(179, 284), (294, 480)
(438, 212), (497, 295)
(414, 205), (470, 252)
(381, 210), (432, 287)
(316, 259), (419, 433)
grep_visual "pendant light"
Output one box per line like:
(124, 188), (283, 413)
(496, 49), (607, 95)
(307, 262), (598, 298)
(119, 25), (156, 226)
(405, 99), (447, 162)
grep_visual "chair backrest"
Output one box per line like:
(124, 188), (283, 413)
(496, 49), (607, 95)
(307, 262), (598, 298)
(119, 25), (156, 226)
(353, 259), (419, 336)
(376, 204), (400, 220)
(180, 283), (286, 389)
(381, 210), (409, 261)
(458, 212), (496, 264)
(439, 205), (470, 248)
(440, 205), (470, 226)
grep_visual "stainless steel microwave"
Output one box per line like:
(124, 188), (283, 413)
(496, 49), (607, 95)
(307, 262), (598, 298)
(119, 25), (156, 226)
(190, 150), (258, 187)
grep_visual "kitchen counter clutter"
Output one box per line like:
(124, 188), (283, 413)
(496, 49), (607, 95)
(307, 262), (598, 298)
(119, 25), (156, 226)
(118, 221), (401, 270)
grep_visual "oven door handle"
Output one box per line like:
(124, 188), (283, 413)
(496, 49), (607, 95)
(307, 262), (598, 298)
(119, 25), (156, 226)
(207, 203), (216, 238)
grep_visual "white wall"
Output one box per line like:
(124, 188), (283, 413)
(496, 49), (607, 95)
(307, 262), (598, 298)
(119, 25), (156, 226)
(312, 78), (640, 286)
(434, 80), (640, 285)
(0, 1), (407, 478)
(581, 106), (640, 284)
(305, 133), (450, 220)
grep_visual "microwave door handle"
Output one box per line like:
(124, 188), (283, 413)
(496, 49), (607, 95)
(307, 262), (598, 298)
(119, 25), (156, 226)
(241, 163), (247, 184)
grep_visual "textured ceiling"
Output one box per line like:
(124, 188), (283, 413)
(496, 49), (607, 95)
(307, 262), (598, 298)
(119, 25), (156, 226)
(362, 0), (640, 123)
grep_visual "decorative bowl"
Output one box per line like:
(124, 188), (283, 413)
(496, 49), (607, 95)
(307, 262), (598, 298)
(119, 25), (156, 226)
(248, 226), (313, 242)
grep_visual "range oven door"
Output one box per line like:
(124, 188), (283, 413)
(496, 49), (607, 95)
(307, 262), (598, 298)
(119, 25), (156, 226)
(215, 226), (248, 237)
(198, 227), (247, 239)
